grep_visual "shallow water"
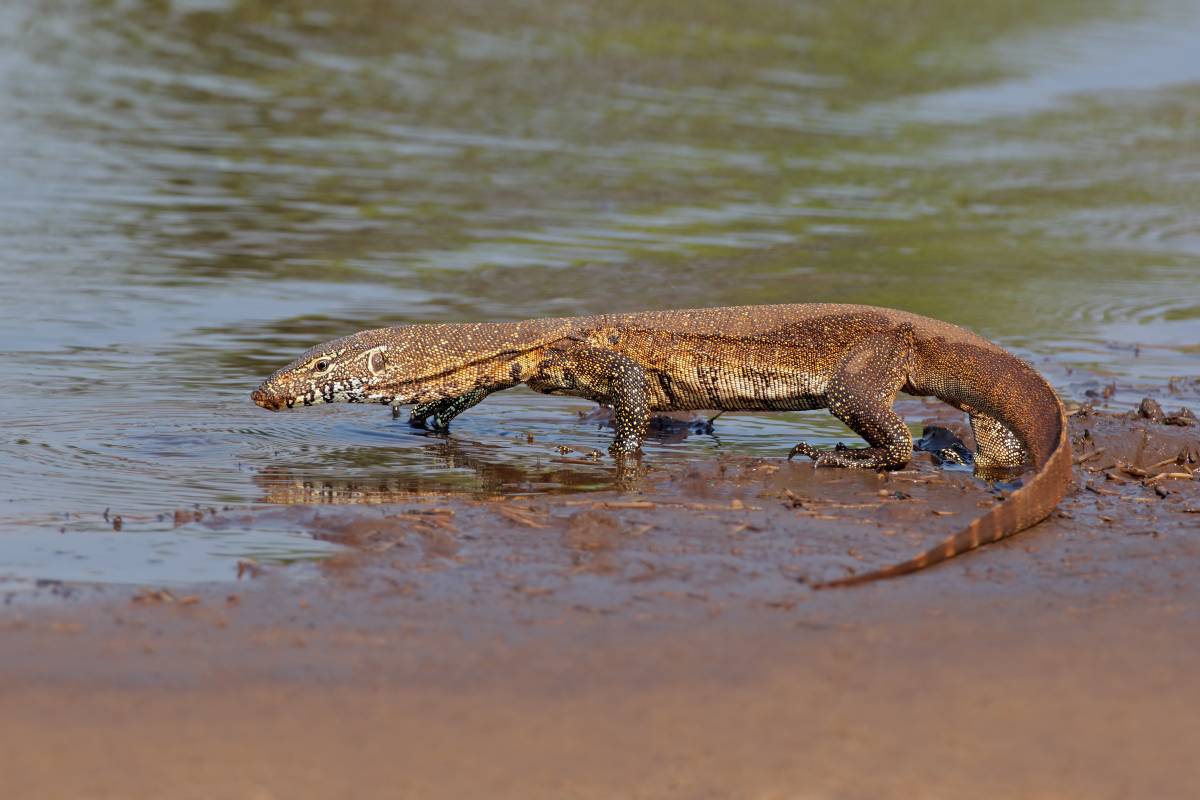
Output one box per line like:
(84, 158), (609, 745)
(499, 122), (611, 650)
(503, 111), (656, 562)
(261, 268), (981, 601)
(1, 0), (1198, 585)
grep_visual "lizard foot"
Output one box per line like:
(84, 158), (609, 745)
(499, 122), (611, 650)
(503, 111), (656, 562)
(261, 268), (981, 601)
(913, 425), (973, 468)
(787, 442), (823, 461)
(408, 400), (437, 429)
(409, 399), (454, 431)
(788, 442), (900, 470)
(788, 441), (866, 462)
(407, 414), (451, 432)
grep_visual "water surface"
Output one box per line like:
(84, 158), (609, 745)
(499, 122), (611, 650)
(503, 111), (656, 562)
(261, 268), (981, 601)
(1, 0), (1198, 585)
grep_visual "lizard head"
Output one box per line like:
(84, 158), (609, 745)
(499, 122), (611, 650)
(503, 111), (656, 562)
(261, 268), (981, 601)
(252, 317), (570, 412)
(251, 329), (401, 411)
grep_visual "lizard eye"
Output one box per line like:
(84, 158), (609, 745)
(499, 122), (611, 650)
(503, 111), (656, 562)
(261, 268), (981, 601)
(368, 350), (387, 375)
(315, 359), (331, 372)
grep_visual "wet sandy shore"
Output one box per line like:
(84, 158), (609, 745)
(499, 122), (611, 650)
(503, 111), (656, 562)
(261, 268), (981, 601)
(3, 406), (1200, 799)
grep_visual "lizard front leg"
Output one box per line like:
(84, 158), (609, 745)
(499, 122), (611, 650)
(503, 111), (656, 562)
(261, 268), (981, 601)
(789, 326), (915, 470)
(407, 387), (490, 431)
(604, 356), (652, 455)
(531, 346), (651, 455)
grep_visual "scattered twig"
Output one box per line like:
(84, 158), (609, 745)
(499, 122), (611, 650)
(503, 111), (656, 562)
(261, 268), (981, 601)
(498, 506), (550, 529)
(1145, 471), (1194, 485)
(1118, 462), (1150, 479)
(1148, 456), (1183, 470)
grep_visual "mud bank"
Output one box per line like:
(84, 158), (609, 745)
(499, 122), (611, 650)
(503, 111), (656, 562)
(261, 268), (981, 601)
(3, 407), (1199, 799)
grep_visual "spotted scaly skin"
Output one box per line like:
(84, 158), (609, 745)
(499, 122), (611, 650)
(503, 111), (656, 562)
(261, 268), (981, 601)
(252, 304), (1072, 588)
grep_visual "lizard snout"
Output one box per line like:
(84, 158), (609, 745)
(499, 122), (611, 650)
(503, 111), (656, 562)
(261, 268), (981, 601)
(251, 385), (282, 411)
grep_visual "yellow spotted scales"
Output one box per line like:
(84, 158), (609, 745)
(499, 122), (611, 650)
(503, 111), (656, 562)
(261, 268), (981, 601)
(252, 304), (1071, 587)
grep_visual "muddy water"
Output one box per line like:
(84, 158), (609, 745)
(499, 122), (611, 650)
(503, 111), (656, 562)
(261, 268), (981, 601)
(1, 0), (1198, 585)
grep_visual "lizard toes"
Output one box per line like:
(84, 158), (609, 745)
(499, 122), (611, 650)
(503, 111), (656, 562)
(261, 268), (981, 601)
(814, 453), (858, 469)
(788, 442), (821, 462)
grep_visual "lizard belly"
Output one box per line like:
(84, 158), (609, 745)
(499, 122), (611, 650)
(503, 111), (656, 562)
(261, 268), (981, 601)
(650, 365), (826, 412)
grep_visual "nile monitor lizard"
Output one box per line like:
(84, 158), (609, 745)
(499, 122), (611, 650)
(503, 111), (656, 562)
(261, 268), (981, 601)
(251, 304), (1071, 588)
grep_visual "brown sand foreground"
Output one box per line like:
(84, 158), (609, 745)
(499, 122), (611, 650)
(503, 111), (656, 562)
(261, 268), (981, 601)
(3, 408), (1200, 799)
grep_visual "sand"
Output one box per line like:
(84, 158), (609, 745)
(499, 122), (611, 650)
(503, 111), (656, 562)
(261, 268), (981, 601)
(3, 408), (1199, 799)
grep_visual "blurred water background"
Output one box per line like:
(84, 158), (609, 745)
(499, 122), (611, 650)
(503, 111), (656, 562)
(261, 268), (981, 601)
(1, 0), (1197, 584)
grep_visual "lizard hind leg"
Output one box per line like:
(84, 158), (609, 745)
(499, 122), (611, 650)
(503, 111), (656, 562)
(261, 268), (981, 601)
(788, 406), (912, 470)
(788, 328), (915, 470)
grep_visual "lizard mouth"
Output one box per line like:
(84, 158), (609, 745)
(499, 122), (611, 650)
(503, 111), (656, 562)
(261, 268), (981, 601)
(252, 378), (398, 410)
